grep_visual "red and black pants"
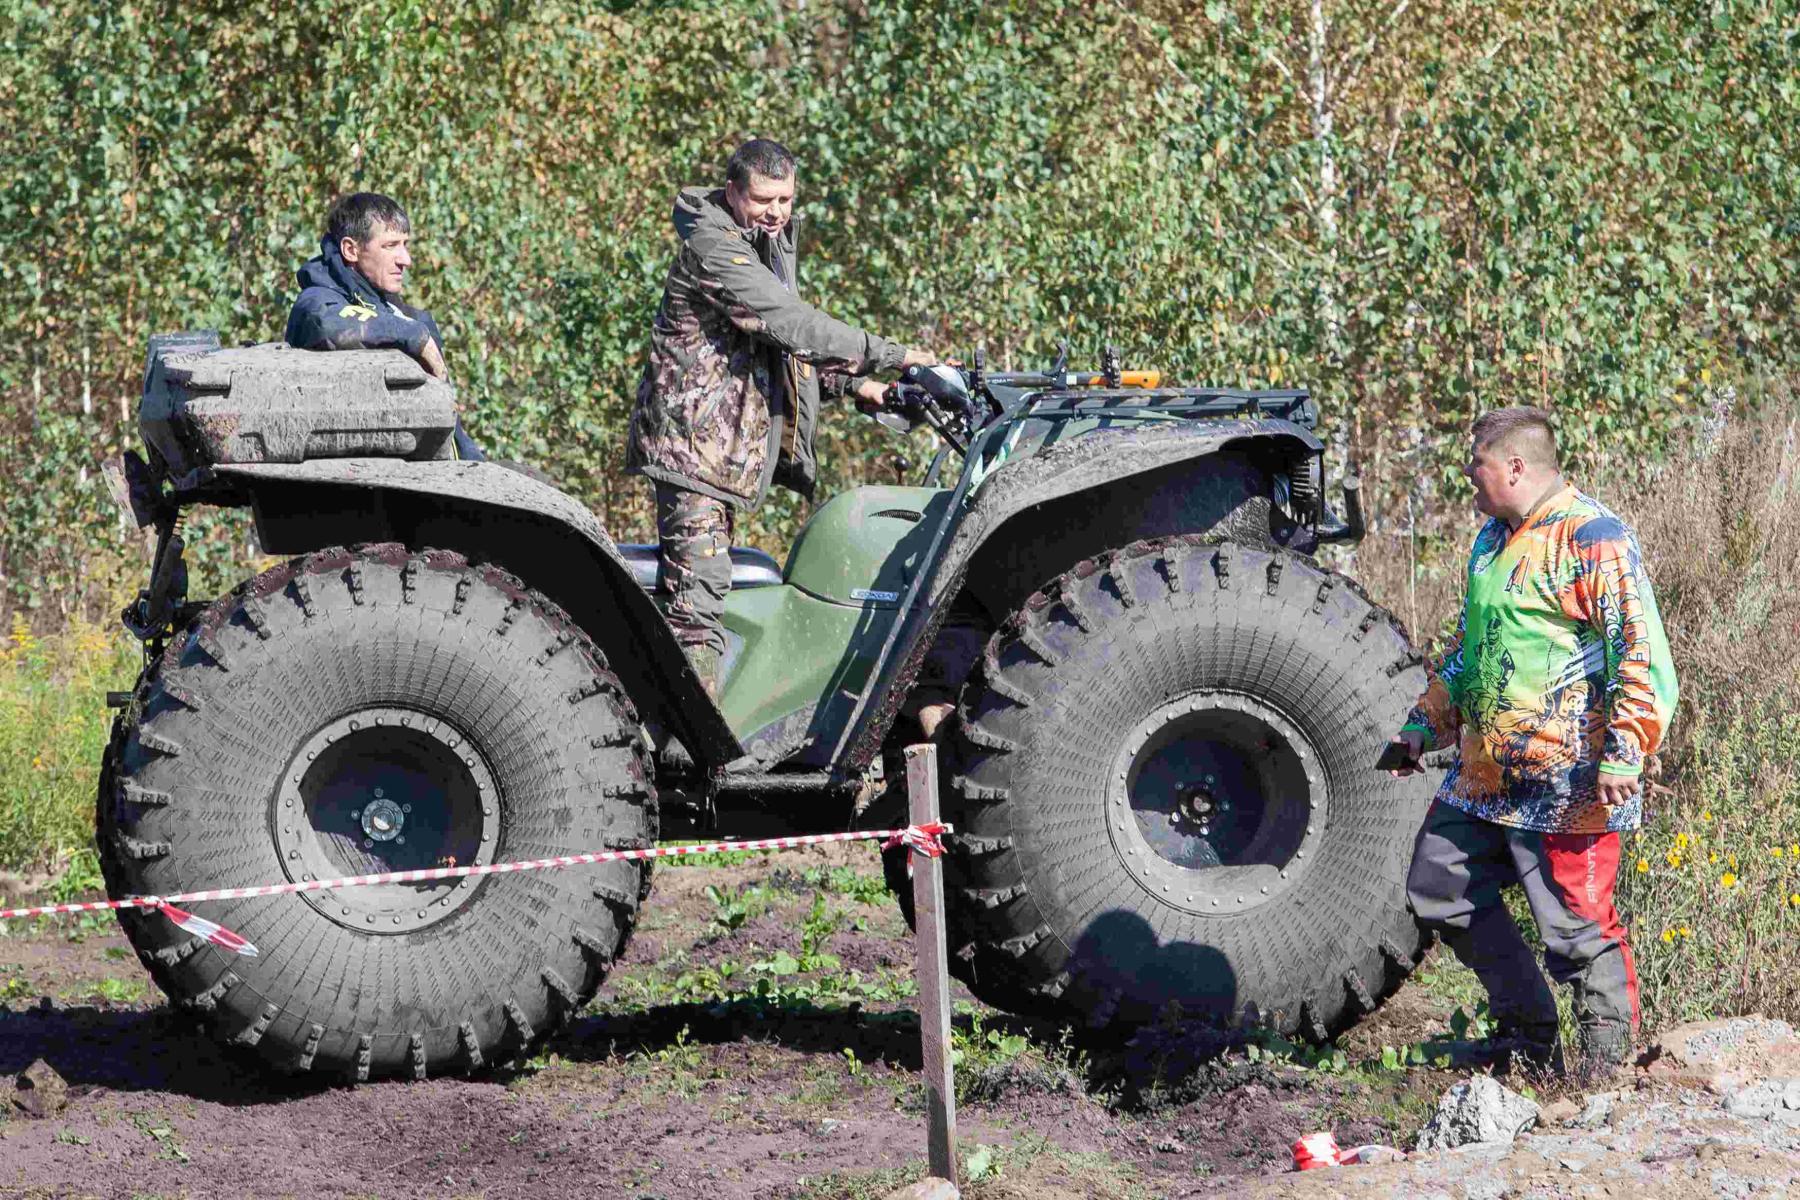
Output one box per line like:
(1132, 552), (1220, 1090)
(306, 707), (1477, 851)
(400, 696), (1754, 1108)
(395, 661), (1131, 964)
(1406, 800), (1640, 1056)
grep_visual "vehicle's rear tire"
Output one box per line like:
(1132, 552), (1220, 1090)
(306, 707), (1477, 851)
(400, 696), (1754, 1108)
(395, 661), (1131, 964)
(944, 537), (1434, 1038)
(98, 544), (655, 1080)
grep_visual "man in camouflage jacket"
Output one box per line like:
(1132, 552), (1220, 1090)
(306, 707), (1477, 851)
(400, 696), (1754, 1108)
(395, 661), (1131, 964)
(628, 139), (936, 692)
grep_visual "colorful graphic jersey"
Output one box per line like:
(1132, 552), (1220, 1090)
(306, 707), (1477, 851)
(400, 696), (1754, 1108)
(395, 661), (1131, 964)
(1402, 486), (1678, 833)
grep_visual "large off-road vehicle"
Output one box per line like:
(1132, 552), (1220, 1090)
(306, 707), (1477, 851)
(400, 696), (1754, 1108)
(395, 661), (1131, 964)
(99, 333), (1435, 1079)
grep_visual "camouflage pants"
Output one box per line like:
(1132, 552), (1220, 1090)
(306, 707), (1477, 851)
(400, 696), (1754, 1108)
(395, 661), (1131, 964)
(654, 483), (734, 661)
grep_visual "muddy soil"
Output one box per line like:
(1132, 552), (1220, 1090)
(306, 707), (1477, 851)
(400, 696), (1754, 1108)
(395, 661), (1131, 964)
(1, 844), (1782, 1199)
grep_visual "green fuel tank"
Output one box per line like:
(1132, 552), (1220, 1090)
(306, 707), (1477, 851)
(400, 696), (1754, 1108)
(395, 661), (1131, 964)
(718, 485), (950, 746)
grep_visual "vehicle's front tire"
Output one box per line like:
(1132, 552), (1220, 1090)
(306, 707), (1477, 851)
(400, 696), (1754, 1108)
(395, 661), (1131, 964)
(98, 544), (654, 1079)
(944, 537), (1434, 1038)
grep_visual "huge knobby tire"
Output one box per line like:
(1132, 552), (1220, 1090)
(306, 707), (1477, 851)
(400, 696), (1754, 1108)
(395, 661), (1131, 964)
(97, 544), (655, 1080)
(944, 537), (1435, 1038)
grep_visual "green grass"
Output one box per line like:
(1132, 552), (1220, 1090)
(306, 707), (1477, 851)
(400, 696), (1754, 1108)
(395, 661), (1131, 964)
(0, 616), (138, 874)
(93, 976), (147, 1004)
(771, 864), (893, 905)
(659, 846), (777, 869)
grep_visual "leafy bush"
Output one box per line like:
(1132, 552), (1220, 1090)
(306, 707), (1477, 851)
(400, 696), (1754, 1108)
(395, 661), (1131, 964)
(0, 615), (136, 872)
(1602, 385), (1800, 1029)
(4, 1), (1799, 623)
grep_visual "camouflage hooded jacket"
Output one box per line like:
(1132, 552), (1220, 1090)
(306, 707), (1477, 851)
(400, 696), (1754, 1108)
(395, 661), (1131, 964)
(627, 186), (906, 508)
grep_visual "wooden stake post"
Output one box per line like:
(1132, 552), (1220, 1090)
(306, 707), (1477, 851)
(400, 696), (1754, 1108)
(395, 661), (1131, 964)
(905, 743), (959, 1186)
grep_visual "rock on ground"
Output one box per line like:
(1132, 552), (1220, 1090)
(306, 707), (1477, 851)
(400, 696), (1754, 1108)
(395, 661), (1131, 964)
(1414, 1075), (1540, 1150)
(12, 1058), (68, 1118)
(1641, 1016), (1800, 1093)
(883, 1179), (959, 1200)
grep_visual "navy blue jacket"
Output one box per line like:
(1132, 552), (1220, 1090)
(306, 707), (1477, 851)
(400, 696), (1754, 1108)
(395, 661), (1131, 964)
(284, 237), (484, 460)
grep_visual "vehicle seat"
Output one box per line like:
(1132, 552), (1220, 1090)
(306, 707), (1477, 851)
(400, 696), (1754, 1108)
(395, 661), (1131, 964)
(614, 544), (784, 592)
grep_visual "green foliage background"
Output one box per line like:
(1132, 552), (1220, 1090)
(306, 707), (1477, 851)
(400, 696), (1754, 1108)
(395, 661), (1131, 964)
(2, 0), (1797, 618)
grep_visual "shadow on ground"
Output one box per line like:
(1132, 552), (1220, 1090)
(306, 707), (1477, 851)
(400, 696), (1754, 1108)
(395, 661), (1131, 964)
(0, 1002), (332, 1103)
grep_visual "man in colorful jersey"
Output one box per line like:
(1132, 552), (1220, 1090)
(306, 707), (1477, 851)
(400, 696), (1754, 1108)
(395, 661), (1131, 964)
(1387, 406), (1677, 1070)
(628, 138), (938, 695)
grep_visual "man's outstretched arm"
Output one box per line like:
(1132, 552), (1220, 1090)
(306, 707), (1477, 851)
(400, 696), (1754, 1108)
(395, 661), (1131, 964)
(685, 230), (909, 376)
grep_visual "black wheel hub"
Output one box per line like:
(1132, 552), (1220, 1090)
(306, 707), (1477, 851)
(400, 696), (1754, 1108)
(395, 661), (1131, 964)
(274, 707), (500, 934)
(1106, 690), (1326, 914)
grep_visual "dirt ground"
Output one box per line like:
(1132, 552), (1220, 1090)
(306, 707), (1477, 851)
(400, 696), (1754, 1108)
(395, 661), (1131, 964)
(3, 844), (1795, 1200)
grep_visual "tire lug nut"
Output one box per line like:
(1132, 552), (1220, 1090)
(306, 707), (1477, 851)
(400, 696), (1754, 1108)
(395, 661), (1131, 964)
(363, 839), (374, 848)
(402, 804), (411, 813)
(288, 850), (299, 861)
(396, 836), (405, 845)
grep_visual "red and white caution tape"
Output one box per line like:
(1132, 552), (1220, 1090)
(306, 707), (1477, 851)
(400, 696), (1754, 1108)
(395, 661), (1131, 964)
(881, 821), (949, 858)
(0, 824), (953, 959)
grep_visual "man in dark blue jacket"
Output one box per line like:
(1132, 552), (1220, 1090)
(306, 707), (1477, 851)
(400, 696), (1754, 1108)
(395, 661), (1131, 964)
(285, 192), (483, 460)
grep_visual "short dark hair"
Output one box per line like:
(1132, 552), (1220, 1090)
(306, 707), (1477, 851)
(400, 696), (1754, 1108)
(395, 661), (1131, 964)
(726, 139), (796, 188)
(325, 192), (411, 246)
(1472, 406), (1560, 469)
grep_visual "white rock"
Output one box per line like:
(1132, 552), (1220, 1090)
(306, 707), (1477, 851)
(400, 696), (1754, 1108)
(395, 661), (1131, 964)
(1576, 1092), (1617, 1128)
(1415, 1077), (1541, 1151)
(1725, 1081), (1783, 1120)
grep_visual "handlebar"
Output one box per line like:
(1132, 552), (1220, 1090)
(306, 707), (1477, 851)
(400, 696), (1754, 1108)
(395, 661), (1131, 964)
(862, 353), (1166, 455)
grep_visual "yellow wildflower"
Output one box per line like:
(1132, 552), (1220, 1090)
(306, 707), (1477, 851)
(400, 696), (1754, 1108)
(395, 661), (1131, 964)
(7, 613), (36, 657)
(1680, 926), (1692, 937)
(1702, 810), (1712, 821)
(1729, 853), (1738, 868)
(1711, 853), (1720, 865)
(1636, 858), (1650, 874)
(1721, 872), (1738, 888)
(1791, 895), (1800, 907)
(1790, 843), (1798, 857)
(1777, 848), (1786, 859)
(1660, 929), (1675, 944)
(1666, 851), (1683, 868)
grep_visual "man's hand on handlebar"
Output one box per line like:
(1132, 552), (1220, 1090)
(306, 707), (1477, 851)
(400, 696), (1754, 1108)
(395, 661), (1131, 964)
(902, 347), (939, 368)
(852, 378), (890, 415)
